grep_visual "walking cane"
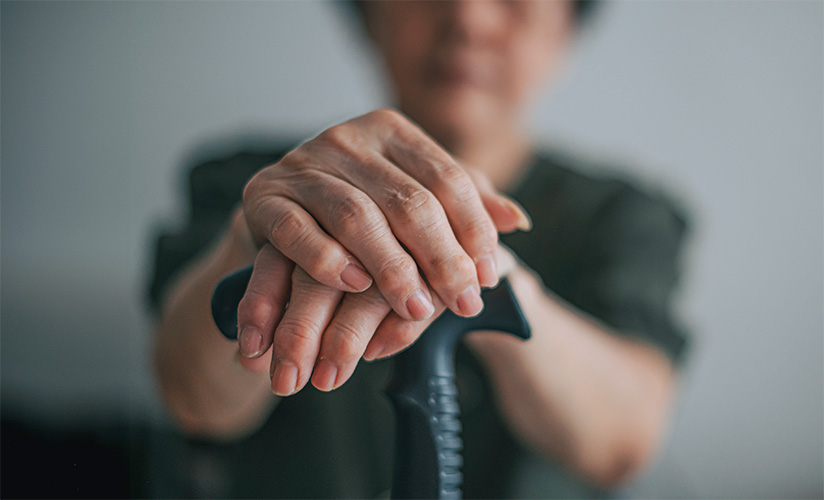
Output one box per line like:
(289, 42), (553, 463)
(212, 265), (530, 499)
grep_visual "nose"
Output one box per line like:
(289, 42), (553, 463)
(442, 0), (506, 46)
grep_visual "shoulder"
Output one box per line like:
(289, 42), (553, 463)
(510, 150), (693, 362)
(177, 140), (297, 215)
(183, 142), (297, 210)
(147, 141), (297, 311)
(519, 149), (691, 238)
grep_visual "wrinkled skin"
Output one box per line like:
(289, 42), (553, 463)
(236, 1), (572, 395)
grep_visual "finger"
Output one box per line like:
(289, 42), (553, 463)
(291, 171), (436, 322)
(363, 243), (520, 361)
(316, 110), (484, 316)
(236, 245), (294, 359)
(357, 111), (494, 297)
(365, 246), (521, 362)
(311, 285), (392, 391)
(495, 243), (520, 278)
(363, 285), (449, 361)
(364, 308), (441, 362)
(243, 181), (373, 294)
(384, 117), (498, 255)
(464, 167), (532, 234)
(390, 145), (499, 289)
(270, 267), (343, 396)
(333, 153), (486, 316)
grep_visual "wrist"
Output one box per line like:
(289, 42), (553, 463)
(466, 259), (542, 362)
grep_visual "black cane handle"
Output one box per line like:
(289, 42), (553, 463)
(211, 265), (254, 340)
(211, 267), (531, 499)
(385, 280), (530, 499)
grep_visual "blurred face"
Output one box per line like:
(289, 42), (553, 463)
(366, 0), (574, 147)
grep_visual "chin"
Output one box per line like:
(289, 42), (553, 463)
(406, 91), (500, 150)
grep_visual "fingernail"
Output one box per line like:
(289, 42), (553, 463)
(312, 358), (338, 392)
(456, 285), (483, 317)
(340, 262), (372, 292)
(503, 197), (532, 231)
(363, 339), (385, 362)
(406, 289), (435, 320)
(239, 326), (263, 358)
(272, 361), (298, 396)
(475, 254), (498, 288)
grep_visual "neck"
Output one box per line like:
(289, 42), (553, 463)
(441, 125), (533, 192)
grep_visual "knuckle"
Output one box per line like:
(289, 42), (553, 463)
(305, 243), (343, 280)
(373, 109), (410, 137)
(241, 175), (259, 205)
(278, 147), (303, 164)
(317, 124), (350, 148)
(332, 193), (380, 233)
(385, 183), (437, 218)
(290, 268), (322, 291)
(462, 215), (498, 251)
(274, 318), (319, 357)
(434, 159), (465, 182)
(388, 320), (423, 347)
(398, 322), (426, 347)
(436, 163), (475, 198)
(242, 163), (285, 203)
(377, 317), (426, 354)
(237, 290), (273, 325)
(286, 168), (325, 191)
(375, 255), (419, 296)
(279, 150), (324, 181)
(417, 210), (451, 238)
(315, 125), (362, 161)
(371, 108), (406, 126)
(269, 209), (308, 252)
(428, 253), (476, 290)
(327, 324), (366, 363)
(242, 181), (267, 217)
(361, 287), (391, 309)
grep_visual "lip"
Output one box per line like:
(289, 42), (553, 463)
(425, 56), (495, 90)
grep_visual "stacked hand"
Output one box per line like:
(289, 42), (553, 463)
(232, 110), (530, 395)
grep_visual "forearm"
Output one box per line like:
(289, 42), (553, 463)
(467, 263), (676, 488)
(153, 209), (276, 440)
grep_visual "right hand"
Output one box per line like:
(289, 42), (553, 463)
(236, 243), (521, 395)
(238, 109), (529, 357)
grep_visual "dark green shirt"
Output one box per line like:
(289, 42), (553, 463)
(148, 146), (689, 498)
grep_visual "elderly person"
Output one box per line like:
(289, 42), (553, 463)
(150, 1), (689, 497)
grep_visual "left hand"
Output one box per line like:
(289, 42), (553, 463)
(237, 244), (519, 395)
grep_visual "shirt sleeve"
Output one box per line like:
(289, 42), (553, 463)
(566, 186), (691, 363)
(146, 149), (287, 313)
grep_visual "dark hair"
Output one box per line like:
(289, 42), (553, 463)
(347, 0), (600, 28)
(574, 0), (599, 26)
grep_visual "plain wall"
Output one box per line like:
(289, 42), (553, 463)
(2, 1), (821, 498)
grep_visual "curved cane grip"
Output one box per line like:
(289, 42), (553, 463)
(386, 279), (530, 499)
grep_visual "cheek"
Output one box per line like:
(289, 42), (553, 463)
(503, 34), (567, 107)
(386, 50), (426, 104)
(371, 8), (435, 102)
(499, 2), (573, 107)
(384, 33), (419, 76)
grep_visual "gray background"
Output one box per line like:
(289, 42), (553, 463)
(2, 1), (822, 497)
